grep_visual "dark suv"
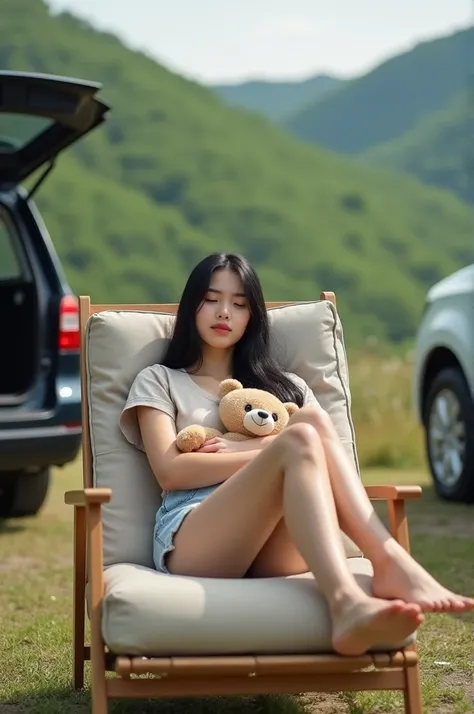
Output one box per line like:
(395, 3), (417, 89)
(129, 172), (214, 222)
(0, 71), (109, 517)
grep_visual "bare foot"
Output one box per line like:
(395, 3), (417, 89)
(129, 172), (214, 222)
(332, 595), (423, 656)
(372, 547), (474, 613)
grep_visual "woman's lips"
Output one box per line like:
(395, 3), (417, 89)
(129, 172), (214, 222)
(211, 324), (231, 334)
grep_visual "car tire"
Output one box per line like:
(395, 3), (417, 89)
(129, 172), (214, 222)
(424, 367), (474, 503)
(0, 468), (50, 518)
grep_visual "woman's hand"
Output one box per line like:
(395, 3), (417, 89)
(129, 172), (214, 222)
(196, 435), (276, 453)
(196, 437), (246, 453)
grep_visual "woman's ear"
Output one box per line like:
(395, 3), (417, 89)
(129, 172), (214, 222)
(219, 379), (243, 397)
(284, 402), (299, 416)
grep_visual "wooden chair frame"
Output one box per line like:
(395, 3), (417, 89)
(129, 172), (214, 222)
(65, 293), (423, 714)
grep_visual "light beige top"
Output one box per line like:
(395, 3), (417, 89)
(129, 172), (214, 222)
(119, 365), (319, 451)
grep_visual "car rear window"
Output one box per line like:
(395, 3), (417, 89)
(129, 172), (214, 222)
(0, 114), (53, 153)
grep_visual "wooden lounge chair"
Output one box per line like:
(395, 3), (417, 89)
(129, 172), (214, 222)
(65, 293), (423, 714)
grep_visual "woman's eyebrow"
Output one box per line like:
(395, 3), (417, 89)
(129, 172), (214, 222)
(207, 288), (246, 298)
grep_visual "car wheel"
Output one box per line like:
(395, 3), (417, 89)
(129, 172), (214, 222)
(0, 468), (50, 518)
(424, 368), (474, 503)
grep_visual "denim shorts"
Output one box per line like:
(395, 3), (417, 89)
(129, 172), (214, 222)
(153, 485), (219, 573)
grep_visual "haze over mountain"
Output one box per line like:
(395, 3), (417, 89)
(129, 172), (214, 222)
(211, 75), (343, 123)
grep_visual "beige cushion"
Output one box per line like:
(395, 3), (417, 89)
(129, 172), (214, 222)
(101, 559), (415, 655)
(267, 302), (358, 470)
(85, 299), (361, 569)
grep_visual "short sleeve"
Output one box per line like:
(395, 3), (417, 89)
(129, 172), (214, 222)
(287, 372), (320, 409)
(119, 364), (176, 450)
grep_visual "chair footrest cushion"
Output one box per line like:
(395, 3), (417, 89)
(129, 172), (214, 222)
(98, 559), (416, 656)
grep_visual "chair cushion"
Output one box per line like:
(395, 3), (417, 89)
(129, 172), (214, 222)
(267, 302), (358, 468)
(100, 559), (415, 655)
(85, 300), (361, 568)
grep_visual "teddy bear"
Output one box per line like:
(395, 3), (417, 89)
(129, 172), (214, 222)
(176, 378), (299, 453)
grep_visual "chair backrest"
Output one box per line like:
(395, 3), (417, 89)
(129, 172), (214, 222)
(80, 294), (362, 569)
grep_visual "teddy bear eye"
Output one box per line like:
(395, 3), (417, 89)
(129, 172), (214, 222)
(245, 404), (252, 412)
(272, 413), (278, 421)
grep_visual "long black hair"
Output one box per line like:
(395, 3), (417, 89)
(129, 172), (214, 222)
(162, 253), (304, 406)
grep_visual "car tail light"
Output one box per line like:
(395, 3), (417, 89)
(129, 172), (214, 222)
(59, 295), (80, 351)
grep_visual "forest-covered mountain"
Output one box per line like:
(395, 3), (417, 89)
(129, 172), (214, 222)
(214, 28), (473, 206)
(212, 75), (342, 122)
(285, 27), (472, 155)
(1, 0), (473, 346)
(361, 89), (473, 205)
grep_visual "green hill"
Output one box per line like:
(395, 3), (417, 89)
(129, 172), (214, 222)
(2, 0), (474, 346)
(285, 27), (473, 154)
(212, 75), (342, 123)
(361, 89), (473, 205)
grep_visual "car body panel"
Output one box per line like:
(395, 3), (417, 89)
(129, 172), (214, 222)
(413, 265), (474, 423)
(0, 425), (81, 471)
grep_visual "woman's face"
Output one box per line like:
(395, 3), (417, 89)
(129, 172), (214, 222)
(195, 268), (251, 349)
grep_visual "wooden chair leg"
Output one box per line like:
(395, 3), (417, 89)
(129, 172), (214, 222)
(404, 662), (423, 714)
(387, 496), (423, 713)
(91, 675), (108, 714)
(73, 506), (86, 690)
(89, 503), (108, 714)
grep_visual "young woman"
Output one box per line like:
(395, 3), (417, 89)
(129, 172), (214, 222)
(120, 253), (473, 657)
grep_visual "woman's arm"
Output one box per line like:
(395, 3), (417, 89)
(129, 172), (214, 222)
(137, 407), (272, 491)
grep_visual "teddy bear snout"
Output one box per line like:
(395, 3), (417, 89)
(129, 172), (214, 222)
(243, 408), (275, 436)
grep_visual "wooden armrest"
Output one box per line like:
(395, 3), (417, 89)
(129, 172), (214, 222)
(365, 485), (420, 552)
(65, 488), (112, 506)
(365, 485), (422, 501)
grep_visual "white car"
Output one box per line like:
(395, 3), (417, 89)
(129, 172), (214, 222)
(413, 264), (474, 503)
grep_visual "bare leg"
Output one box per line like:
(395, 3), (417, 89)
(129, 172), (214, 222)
(167, 422), (423, 655)
(291, 406), (474, 613)
(246, 518), (309, 578)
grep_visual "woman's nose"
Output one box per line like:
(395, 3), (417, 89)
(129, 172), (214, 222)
(216, 305), (230, 319)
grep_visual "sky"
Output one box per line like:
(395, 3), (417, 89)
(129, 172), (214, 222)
(47, 0), (472, 84)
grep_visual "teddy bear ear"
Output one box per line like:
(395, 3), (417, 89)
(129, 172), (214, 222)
(284, 402), (299, 416)
(219, 378), (243, 397)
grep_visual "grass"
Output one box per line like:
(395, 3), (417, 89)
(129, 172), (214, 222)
(0, 460), (473, 714)
(347, 345), (424, 470)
